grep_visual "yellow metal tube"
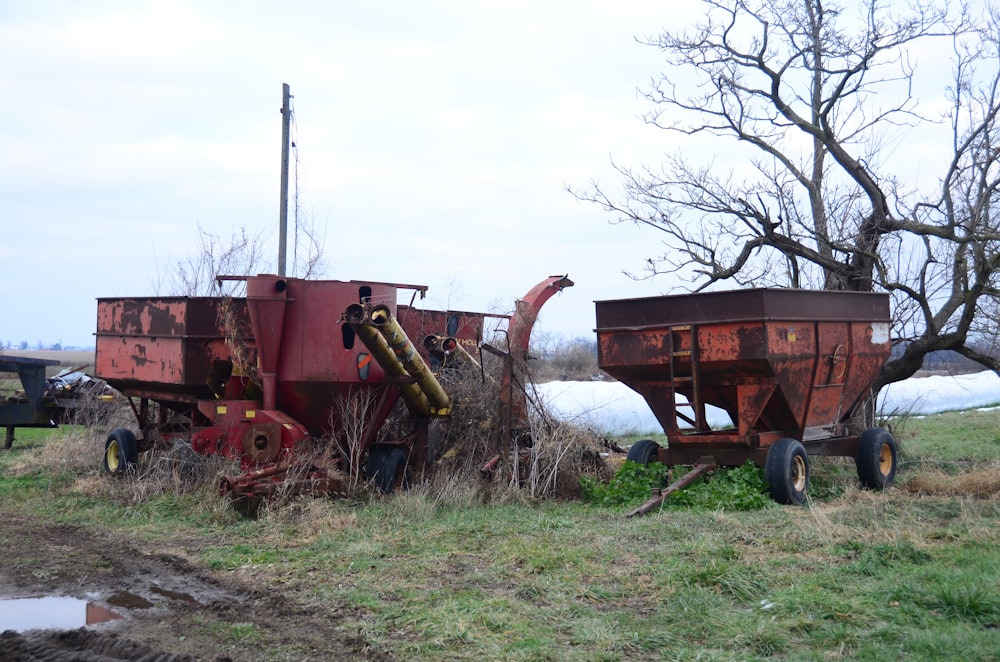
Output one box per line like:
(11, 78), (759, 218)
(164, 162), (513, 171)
(370, 305), (452, 416)
(344, 306), (433, 416)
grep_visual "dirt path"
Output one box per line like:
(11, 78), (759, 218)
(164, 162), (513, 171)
(0, 515), (386, 661)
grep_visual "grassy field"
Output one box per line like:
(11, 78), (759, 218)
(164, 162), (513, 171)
(0, 348), (95, 369)
(1, 411), (998, 660)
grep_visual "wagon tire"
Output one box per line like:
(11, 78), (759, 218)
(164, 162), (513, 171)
(856, 428), (897, 489)
(103, 428), (139, 476)
(765, 438), (809, 505)
(626, 439), (661, 465)
(366, 446), (409, 494)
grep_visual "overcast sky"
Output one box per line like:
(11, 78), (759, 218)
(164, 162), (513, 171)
(0, 1), (714, 349)
(3, 1), (981, 351)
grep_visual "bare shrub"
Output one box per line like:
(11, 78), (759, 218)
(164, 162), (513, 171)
(109, 442), (234, 504)
(68, 391), (134, 431)
(418, 351), (612, 504)
(518, 421), (610, 500)
(332, 386), (383, 496)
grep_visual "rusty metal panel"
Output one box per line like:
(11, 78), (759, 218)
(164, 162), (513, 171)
(698, 323), (766, 363)
(804, 322), (849, 426)
(595, 288), (890, 330)
(97, 297), (251, 336)
(96, 298), (188, 336)
(839, 319), (892, 417)
(595, 289), (891, 452)
(397, 307), (486, 361)
(95, 297), (251, 403)
(764, 321), (817, 429)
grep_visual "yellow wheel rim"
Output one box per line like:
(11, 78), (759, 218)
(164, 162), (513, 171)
(106, 440), (120, 473)
(791, 455), (807, 492)
(878, 442), (893, 476)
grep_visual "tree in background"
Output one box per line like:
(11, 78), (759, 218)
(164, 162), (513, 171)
(152, 222), (326, 297)
(529, 333), (600, 382)
(575, 0), (1000, 389)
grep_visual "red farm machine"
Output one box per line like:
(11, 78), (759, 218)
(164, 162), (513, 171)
(94, 274), (572, 500)
(594, 288), (897, 513)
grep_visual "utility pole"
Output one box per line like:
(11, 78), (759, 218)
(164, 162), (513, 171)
(278, 83), (291, 277)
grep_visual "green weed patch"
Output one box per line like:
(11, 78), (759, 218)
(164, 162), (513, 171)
(580, 460), (669, 507)
(581, 459), (772, 511)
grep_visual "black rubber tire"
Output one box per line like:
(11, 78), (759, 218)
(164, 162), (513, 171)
(626, 439), (661, 465)
(103, 428), (139, 476)
(765, 438), (809, 505)
(856, 427), (898, 489)
(366, 446), (409, 494)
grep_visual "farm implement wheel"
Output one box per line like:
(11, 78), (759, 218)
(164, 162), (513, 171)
(856, 428), (898, 489)
(626, 439), (661, 465)
(366, 446), (409, 494)
(765, 438), (809, 505)
(103, 428), (138, 476)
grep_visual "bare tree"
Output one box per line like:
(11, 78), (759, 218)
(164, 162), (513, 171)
(152, 221), (327, 297)
(155, 224), (267, 296)
(575, 0), (1000, 389)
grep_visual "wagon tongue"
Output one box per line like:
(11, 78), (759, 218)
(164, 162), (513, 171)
(625, 459), (716, 517)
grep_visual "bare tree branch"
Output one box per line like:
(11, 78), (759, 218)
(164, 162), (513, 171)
(572, 0), (1000, 386)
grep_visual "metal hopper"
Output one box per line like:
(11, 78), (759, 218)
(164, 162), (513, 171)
(595, 288), (897, 509)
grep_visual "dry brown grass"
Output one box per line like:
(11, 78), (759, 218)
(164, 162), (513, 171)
(255, 497), (360, 545)
(902, 465), (1000, 498)
(398, 352), (613, 505)
(19, 424), (236, 507)
(11, 345), (610, 516)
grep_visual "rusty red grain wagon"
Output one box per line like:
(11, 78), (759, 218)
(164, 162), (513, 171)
(595, 288), (897, 511)
(95, 274), (571, 499)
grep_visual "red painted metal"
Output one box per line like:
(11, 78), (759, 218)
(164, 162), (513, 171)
(95, 297), (253, 402)
(498, 275), (575, 427)
(397, 306), (492, 363)
(596, 289), (891, 467)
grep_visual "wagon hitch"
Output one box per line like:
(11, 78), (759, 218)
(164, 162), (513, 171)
(626, 458), (716, 518)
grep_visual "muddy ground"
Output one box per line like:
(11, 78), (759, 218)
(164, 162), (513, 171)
(0, 514), (388, 661)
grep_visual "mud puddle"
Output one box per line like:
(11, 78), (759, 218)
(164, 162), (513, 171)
(1, 596), (122, 632)
(0, 513), (377, 660)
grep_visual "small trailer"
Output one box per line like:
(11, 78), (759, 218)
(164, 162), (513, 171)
(94, 274), (572, 499)
(0, 355), (59, 449)
(594, 288), (896, 512)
